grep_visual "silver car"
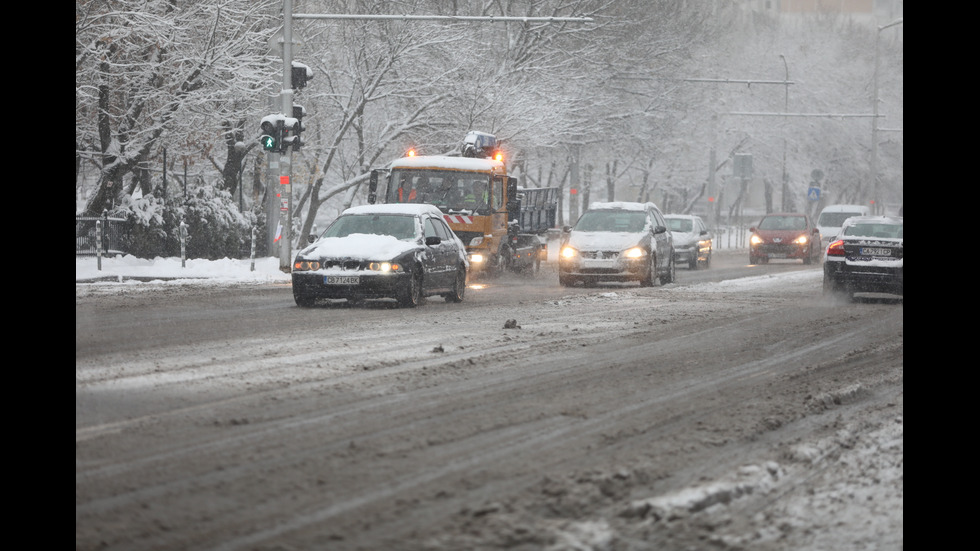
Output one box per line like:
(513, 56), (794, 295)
(558, 202), (675, 287)
(665, 214), (712, 270)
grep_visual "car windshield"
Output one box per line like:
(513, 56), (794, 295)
(666, 218), (693, 232)
(575, 210), (647, 232)
(842, 222), (903, 239)
(322, 214), (418, 241)
(819, 212), (864, 227)
(758, 216), (806, 230)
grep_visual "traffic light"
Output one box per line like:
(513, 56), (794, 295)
(291, 105), (306, 152)
(281, 117), (295, 152)
(292, 62), (312, 89)
(259, 118), (281, 152)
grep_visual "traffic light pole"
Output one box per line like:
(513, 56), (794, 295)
(278, 0), (295, 271)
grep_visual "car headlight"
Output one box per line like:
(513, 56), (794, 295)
(367, 261), (403, 272)
(560, 246), (578, 259)
(293, 259), (321, 271)
(750, 235), (762, 245)
(469, 236), (484, 247)
(794, 235), (808, 245)
(469, 253), (485, 263)
(622, 247), (646, 259)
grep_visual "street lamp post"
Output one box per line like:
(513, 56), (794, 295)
(780, 54), (789, 212)
(871, 18), (903, 215)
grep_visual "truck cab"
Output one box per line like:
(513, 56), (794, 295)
(368, 133), (557, 277)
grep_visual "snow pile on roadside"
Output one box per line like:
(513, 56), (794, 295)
(76, 255), (291, 284)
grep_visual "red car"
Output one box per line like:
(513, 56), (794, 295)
(749, 213), (822, 265)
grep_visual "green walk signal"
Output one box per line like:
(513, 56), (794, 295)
(259, 119), (281, 152)
(260, 134), (277, 151)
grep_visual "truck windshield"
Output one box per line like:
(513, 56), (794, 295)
(387, 169), (492, 214)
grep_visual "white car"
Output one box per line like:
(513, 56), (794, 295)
(816, 204), (871, 247)
(558, 202), (675, 287)
(665, 214), (712, 270)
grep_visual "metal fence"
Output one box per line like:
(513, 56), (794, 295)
(76, 214), (130, 256)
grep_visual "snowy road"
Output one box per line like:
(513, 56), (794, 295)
(76, 253), (903, 550)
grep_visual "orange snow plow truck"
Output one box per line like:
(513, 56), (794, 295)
(367, 131), (558, 277)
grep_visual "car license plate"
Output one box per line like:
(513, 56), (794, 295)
(768, 253), (786, 259)
(325, 275), (359, 285)
(860, 247), (891, 256)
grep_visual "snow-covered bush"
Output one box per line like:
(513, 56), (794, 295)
(179, 186), (255, 260)
(110, 186), (255, 259)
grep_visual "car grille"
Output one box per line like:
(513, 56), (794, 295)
(322, 259), (365, 270)
(756, 243), (802, 253)
(581, 250), (620, 260)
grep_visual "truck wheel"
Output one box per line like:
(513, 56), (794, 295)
(492, 245), (511, 276)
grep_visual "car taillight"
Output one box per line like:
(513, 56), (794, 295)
(826, 240), (846, 257)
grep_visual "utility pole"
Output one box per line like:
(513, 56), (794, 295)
(871, 18), (903, 215)
(779, 54), (790, 212)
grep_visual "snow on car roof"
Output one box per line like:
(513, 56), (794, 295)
(841, 215), (903, 226)
(342, 203), (444, 217)
(665, 213), (700, 219)
(587, 201), (655, 212)
(821, 204), (869, 213)
(388, 155), (504, 172)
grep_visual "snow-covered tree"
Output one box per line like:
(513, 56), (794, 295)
(76, 0), (281, 217)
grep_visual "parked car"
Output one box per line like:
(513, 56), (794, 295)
(823, 216), (903, 300)
(749, 213), (822, 265)
(558, 201), (675, 287)
(291, 204), (468, 307)
(816, 204), (872, 247)
(665, 214), (712, 270)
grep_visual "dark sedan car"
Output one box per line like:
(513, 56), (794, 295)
(749, 213), (822, 265)
(823, 216), (903, 300)
(291, 204), (468, 307)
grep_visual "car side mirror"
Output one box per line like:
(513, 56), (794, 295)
(425, 236), (442, 246)
(654, 225), (667, 234)
(749, 227), (757, 233)
(307, 234), (316, 244)
(562, 225), (571, 233)
(812, 228), (820, 234)
(700, 229), (708, 236)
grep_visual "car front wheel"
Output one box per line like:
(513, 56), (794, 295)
(445, 265), (466, 303)
(398, 269), (423, 308)
(660, 255), (676, 285)
(640, 253), (655, 287)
